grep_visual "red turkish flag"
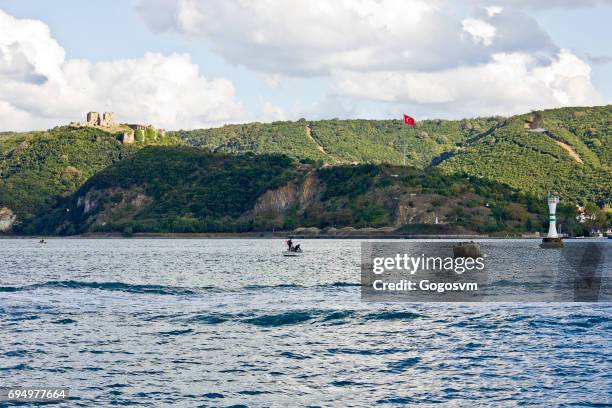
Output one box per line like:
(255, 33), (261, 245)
(403, 114), (415, 127)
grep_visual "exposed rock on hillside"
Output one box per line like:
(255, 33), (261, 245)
(75, 187), (151, 230)
(253, 173), (321, 216)
(0, 207), (16, 232)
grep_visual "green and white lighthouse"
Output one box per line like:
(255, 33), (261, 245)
(547, 192), (560, 238)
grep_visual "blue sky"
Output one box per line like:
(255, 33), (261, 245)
(531, 4), (612, 99)
(0, 0), (610, 130)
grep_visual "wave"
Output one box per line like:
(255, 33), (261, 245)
(6, 314), (39, 322)
(1, 280), (203, 296)
(278, 351), (310, 359)
(51, 318), (77, 325)
(326, 282), (362, 287)
(244, 282), (361, 290)
(182, 309), (356, 327)
(0, 280), (363, 295)
(185, 313), (231, 324)
(386, 356), (421, 373)
(492, 279), (525, 287)
(243, 311), (317, 327)
(3, 350), (40, 357)
(327, 347), (409, 356)
(158, 328), (194, 336)
(331, 380), (359, 387)
(238, 390), (271, 396)
(0, 363), (32, 371)
(363, 311), (423, 321)
(42, 280), (200, 295)
(566, 314), (611, 326)
(243, 283), (304, 290)
(242, 309), (358, 327)
(322, 310), (355, 321)
(202, 393), (224, 399)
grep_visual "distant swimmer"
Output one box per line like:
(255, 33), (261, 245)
(39, 239), (46, 244)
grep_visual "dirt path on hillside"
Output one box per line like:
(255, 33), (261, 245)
(305, 126), (348, 164)
(306, 126), (328, 155)
(554, 140), (583, 164)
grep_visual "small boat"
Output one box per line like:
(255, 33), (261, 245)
(39, 239), (47, 244)
(282, 238), (302, 256)
(283, 249), (303, 257)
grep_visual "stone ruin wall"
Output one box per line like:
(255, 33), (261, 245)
(86, 111), (117, 127)
(86, 111), (99, 125)
(76, 112), (164, 145)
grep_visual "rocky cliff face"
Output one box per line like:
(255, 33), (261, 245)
(252, 173), (321, 216)
(77, 190), (100, 215)
(0, 207), (16, 232)
(253, 184), (298, 214)
(75, 187), (151, 228)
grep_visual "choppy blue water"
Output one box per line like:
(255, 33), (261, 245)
(1, 239), (610, 406)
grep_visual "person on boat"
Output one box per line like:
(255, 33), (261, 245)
(286, 238), (293, 251)
(294, 244), (301, 252)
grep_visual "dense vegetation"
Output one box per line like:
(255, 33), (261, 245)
(30, 146), (595, 236)
(439, 106), (611, 205)
(0, 126), (178, 228)
(173, 116), (499, 167)
(304, 164), (591, 235)
(33, 147), (300, 234)
(174, 106), (611, 205)
(1, 105), (610, 235)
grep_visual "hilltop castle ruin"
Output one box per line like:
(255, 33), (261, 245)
(72, 111), (119, 129)
(86, 111), (116, 127)
(70, 112), (165, 144)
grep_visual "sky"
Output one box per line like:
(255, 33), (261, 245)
(0, 0), (610, 131)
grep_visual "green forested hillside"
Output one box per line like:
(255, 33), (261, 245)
(439, 106), (611, 205)
(0, 126), (178, 228)
(173, 116), (499, 167)
(1, 106), (610, 235)
(173, 105), (611, 205)
(33, 147), (299, 234)
(32, 146), (586, 236)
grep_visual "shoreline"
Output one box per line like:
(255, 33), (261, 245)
(1, 231), (588, 240)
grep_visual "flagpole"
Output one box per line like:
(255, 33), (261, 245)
(403, 126), (406, 166)
(401, 114), (414, 166)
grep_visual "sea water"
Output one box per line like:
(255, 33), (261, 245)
(1, 239), (610, 406)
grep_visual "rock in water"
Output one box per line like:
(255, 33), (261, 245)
(453, 242), (482, 258)
(540, 237), (564, 248)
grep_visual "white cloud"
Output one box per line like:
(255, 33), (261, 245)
(302, 94), (357, 120)
(335, 50), (604, 116)
(136, 0), (557, 76)
(134, 0), (604, 117)
(260, 100), (286, 121)
(262, 74), (282, 88)
(485, 6), (503, 17)
(462, 19), (496, 46)
(477, 0), (612, 9)
(0, 9), (244, 131)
